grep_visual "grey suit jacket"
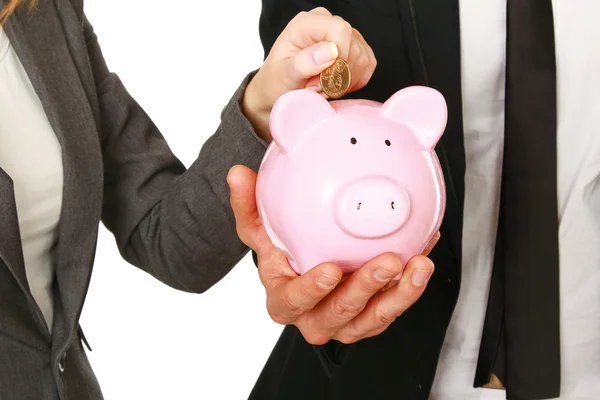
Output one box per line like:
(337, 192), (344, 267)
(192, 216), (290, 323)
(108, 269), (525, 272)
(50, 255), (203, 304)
(0, 1), (267, 398)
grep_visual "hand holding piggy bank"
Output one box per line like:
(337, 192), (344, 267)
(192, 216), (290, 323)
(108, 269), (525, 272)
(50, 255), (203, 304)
(256, 86), (447, 276)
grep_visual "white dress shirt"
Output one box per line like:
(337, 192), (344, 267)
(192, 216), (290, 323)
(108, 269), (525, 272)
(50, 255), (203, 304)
(430, 0), (600, 399)
(0, 27), (63, 333)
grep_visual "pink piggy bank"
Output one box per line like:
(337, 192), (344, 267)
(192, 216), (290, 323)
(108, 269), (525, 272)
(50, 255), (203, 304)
(256, 86), (447, 275)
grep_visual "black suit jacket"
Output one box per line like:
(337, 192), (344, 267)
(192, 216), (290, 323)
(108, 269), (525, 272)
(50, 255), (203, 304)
(250, 1), (468, 399)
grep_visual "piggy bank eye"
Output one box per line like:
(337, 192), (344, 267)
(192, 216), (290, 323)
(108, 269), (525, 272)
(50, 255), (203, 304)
(385, 140), (391, 146)
(350, 137), (357, 145)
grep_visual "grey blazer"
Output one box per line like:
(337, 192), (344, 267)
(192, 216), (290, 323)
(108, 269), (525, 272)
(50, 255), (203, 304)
(0, 1), (266, 399)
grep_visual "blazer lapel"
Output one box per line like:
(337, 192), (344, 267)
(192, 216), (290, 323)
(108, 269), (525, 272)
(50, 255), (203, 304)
(398, 0), (466, 269)
(0, 170), (35, 302)
(3, 0), (104, 335)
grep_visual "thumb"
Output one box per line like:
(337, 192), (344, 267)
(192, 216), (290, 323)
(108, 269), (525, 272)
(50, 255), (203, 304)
(287, 41), (338, 84)
(227, 165), (262, 248)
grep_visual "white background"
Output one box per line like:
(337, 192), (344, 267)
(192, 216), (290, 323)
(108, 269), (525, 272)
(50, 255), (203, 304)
(80, 1), (284, 399)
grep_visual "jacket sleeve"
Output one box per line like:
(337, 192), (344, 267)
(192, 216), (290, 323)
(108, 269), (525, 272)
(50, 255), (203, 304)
(258, 0), (356, 373)
(83, 16), (268, 293)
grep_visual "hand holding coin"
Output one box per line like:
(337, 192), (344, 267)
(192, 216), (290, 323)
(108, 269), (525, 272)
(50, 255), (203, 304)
(242, 7), (377, 142)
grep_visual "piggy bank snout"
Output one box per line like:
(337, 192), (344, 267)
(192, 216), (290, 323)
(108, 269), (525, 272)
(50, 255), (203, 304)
(334, 177), (410, 239)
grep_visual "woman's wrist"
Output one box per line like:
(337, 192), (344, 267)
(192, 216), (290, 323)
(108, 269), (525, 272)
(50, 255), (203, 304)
(242, 70), (273, 143)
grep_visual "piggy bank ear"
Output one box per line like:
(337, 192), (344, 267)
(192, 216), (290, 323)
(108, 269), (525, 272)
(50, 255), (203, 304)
(269, 89), (336, 153)
(380, 86), (447, 150)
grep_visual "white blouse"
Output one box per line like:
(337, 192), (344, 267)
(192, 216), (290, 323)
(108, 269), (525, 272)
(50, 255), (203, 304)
(0, 27), (63, 333)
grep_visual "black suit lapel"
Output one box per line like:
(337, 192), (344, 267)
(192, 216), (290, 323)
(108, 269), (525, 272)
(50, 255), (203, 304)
(0, 171), (26, 293)
(3, 0), (104, 344)
(398, 0), (465, 271)
(0, 169), (52, 336)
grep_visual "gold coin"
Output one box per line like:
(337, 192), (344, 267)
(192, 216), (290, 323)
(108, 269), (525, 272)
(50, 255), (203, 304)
(319, 58), (352, 99)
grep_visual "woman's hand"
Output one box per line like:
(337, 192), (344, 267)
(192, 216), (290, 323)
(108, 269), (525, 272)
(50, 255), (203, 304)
(242, 7), (377, 142)
(227, 165), (438, 345)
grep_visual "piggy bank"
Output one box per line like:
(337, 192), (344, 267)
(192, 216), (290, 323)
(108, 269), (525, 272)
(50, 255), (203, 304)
(256, 86), (447, 275)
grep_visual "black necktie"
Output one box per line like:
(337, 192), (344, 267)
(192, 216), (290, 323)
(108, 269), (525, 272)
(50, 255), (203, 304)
(475, 1), (560, 399)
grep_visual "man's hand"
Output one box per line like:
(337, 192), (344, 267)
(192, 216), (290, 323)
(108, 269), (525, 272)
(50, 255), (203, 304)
(227, 165), (438, 345)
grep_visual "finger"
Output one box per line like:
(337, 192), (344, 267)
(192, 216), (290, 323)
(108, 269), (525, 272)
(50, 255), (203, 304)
(305, 75), (321, 89)
(380, 233), (439, 292)
(346, 35), (369, 93)
(288, 41), (339, 81)
(334, 255), (434, 343)
(345, 30), (362, 72)
(333, 16), (361, 71)
(287, 12), (353, 61)
(422, 231), (441, 257)
(308, 6), (332, 17)
(347, 29), (377, 93)
(226, 165), (270, 251)
(266, 261), (343, 325)
(306, 252), (404, 337)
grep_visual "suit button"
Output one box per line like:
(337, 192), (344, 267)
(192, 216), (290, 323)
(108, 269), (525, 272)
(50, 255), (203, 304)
(58, 353), (66, 373)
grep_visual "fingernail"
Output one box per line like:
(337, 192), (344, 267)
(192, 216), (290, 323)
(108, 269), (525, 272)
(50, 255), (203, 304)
(318, 274), (340, 289)
(374, 268), (395, 283)
(312, 42), (338, 65)
(412, 270), (431, 287)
